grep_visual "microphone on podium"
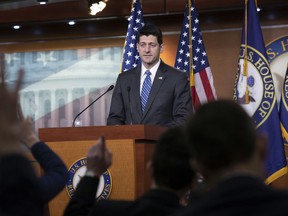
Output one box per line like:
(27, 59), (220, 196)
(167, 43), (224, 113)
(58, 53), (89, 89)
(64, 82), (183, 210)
(72, 85), (114, 127)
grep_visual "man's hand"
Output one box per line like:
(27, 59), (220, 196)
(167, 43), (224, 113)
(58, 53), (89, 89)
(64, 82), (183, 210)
(85, 137), (112, 178)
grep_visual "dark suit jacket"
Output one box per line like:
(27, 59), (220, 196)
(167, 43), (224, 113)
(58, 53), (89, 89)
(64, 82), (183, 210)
(107, 61), (193, 127)
(171, 175), (288, 216)
(64, 176), (183, 216)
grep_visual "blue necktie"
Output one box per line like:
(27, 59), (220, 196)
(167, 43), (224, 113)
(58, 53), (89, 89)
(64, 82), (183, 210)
(141, 70), (152, 113)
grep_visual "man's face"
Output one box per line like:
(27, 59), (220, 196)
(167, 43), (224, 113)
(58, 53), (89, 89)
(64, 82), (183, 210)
(137, 35), (164, 69)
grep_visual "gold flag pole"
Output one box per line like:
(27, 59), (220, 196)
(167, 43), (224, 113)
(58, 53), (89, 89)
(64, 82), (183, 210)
(188, 0), (194, 87)
(243, 0), (250, 104)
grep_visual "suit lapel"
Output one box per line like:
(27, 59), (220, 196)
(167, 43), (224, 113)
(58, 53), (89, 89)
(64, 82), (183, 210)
(130, 67), (142, 118)
(142, 62), (167, 119)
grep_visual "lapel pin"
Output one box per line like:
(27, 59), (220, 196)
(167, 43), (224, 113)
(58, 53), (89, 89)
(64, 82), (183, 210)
(158, 77), (163, 80)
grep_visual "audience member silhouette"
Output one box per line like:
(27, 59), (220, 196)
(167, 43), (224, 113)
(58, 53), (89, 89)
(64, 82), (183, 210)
(0, 55), (68, 215)
(64, 127), (195, 216)
(171, 99), (288, 216)
(0, 63), (45, 215)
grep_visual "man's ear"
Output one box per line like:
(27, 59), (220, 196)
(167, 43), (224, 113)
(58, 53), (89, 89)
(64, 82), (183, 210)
(160, 43), (165, 53)
(136, 43), (139, 52)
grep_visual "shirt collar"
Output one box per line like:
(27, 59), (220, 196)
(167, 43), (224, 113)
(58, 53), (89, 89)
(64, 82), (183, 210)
(141, 59), (161, 78)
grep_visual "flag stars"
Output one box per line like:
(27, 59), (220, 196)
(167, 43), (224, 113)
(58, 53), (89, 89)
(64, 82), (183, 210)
(198, 39), (202, 44)
(202, 51), (207, 56)
(122, 0), (143, 71)
(185, 23), (190, 29)
(177, 58), (183, 63)
(193, 56), (198, 61)
(131, 34), (136, 40)
(195, 18), (199, 24)
(196, 47), (200, 53)
(179, 49), (184, 54)
(184, 61), (189, 66)
(186, 52), (190, 57)
(201, 60), (205, 65)
(181, 40), (186, 46)
(183, 32), (188, 37)
(192, 27), (197, 32)
(125, 59), (131, 65)
(129, 43), (134, 48)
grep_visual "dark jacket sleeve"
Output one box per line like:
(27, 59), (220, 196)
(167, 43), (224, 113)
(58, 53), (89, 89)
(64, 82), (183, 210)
(107, 74), (126, 125)
(168, 71), (193, 127)
(64, 176), (100, 216)
(31, 141), (69, 202)
(0, 154), (44, 216)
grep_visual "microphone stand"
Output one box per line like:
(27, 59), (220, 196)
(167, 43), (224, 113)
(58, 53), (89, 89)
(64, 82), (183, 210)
(72, 85), (114, 127)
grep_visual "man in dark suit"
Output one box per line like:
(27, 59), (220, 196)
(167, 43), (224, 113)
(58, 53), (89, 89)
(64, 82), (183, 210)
(107, 24), (192, 127)
(63, 127), (195, 216)
(171, 100), (288, 216)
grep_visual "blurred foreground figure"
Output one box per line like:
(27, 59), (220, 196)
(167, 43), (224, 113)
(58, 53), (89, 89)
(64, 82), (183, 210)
(171, 100), (288, 216)
(64, 127), (195, 216)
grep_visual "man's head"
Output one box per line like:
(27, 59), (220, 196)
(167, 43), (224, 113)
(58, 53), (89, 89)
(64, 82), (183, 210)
(185, 100), (266, 180)
(137, 23), (164, 69)
(151, 127), (195, 192)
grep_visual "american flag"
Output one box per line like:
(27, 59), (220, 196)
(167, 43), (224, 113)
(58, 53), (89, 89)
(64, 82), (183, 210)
(121, 0), (144, 72)
(175, 0), (216, 108)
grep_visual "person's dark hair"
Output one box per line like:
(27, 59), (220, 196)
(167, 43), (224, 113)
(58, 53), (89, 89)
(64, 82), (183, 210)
(152, 127), (194, 190)
(186, 100), (256, 172)
(138, 23), (163, 45)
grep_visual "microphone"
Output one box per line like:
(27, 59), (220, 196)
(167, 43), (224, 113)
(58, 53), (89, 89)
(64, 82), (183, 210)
(127, 86), (133, 125)
(72, 85), (114, 127)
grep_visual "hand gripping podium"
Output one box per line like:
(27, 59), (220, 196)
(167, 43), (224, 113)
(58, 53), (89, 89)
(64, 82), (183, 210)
(39, 125), (167, 216)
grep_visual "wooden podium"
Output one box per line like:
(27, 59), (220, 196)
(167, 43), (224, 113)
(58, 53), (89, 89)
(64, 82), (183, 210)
(38, 125), (167, 216)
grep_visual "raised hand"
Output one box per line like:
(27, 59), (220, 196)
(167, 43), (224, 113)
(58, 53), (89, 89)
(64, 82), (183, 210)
(0, 53), (25, 154)
(86, 137), (112, 177)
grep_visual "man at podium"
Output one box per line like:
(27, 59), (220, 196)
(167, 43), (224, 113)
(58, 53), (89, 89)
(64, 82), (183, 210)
(107, 24), (192, 127)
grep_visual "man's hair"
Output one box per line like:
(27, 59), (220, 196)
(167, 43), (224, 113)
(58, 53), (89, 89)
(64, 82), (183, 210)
(138, 23), (163, 45)
(152, 127), (194, 190)
(186, 100), (256, 172)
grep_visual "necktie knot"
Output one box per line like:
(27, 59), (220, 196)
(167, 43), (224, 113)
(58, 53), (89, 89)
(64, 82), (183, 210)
(145, 70), (151, 76)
